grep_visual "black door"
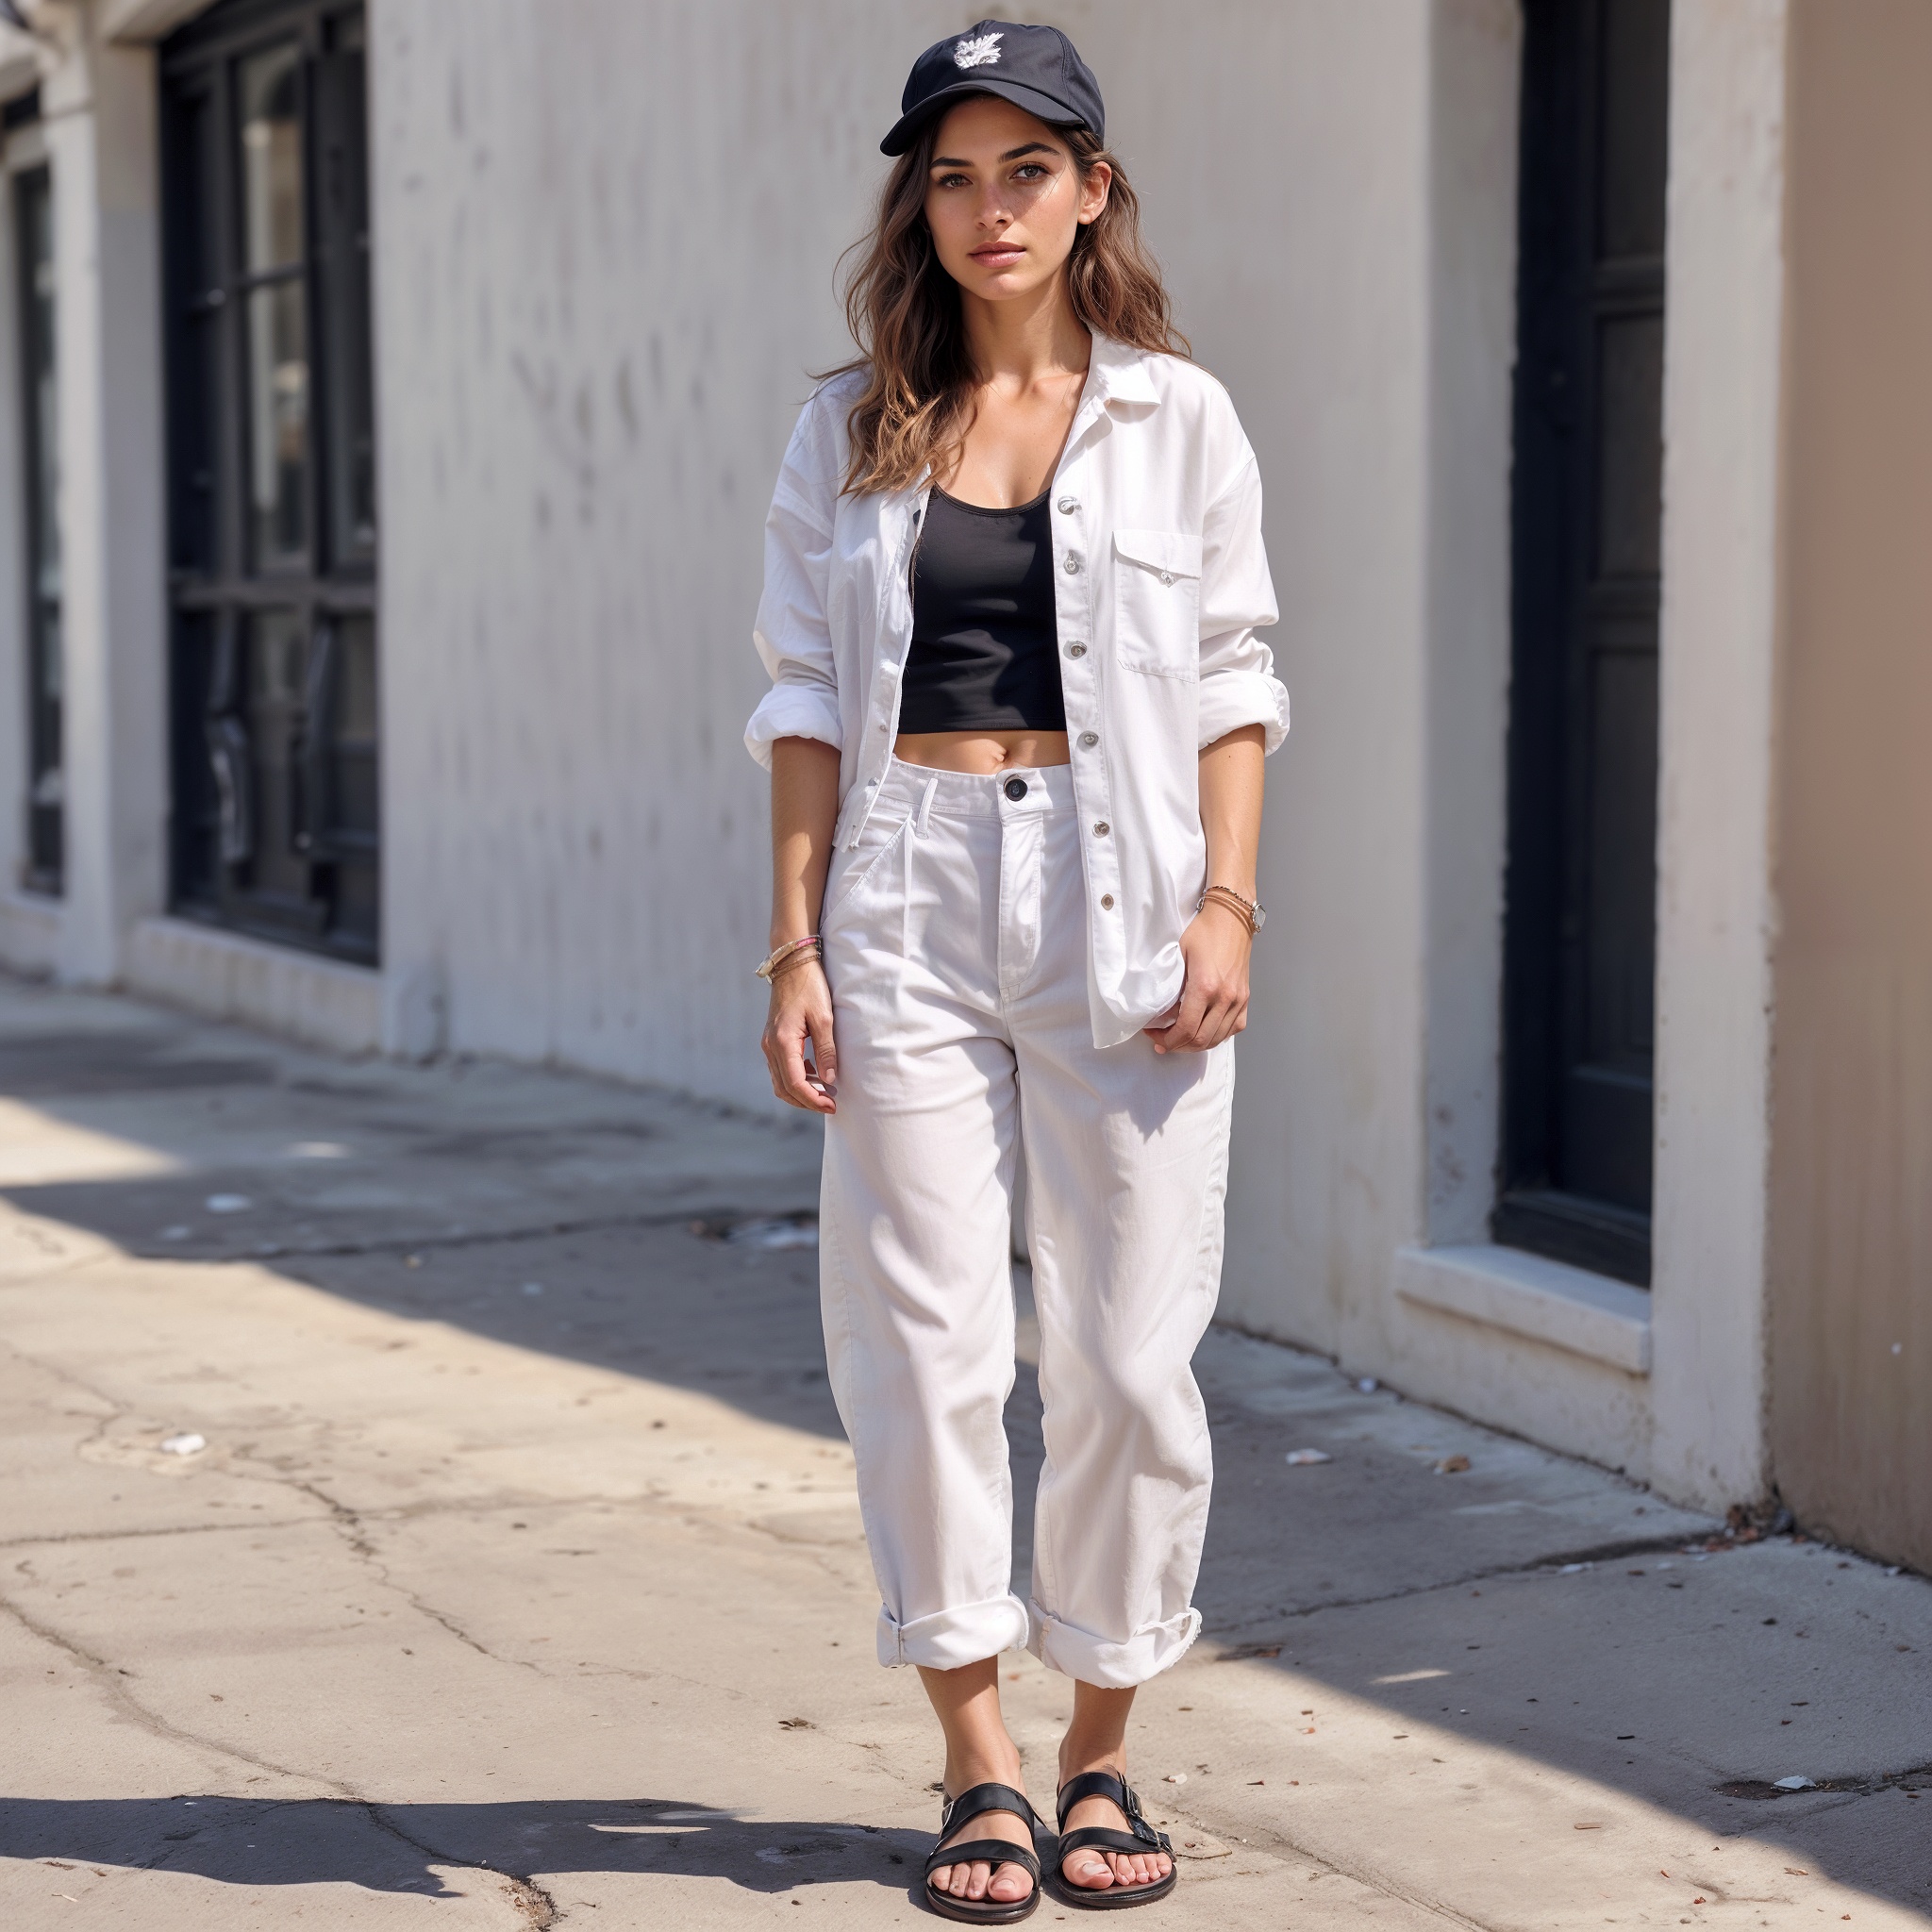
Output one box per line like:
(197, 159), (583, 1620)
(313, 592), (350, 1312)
(1497, 0), (1670, 1286)
(160, 0), (377, 962)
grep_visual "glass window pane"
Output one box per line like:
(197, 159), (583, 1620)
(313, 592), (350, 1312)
(334, 614), (377, 741)
(16, 165), (60, 892)
(239, 43), (304, 275)
(28, 605), (62, 882)
(244, 608), (308, 897)
(319, 41), (375, 560)
(23, 175), (56, 596)
(329, 615), (378, 831)
(247, 277), (309, 564)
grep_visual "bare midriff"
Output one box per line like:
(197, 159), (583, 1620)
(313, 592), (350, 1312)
(894, 729), (1072, 773)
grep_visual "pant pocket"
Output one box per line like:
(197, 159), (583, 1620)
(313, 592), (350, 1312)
(822, 806), (913, 927)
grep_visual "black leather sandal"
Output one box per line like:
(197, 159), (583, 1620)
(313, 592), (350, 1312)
(921, 1780), (1047, 1924)
(1050, 1770), (1178, 1910)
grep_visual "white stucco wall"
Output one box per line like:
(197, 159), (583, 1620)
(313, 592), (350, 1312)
(43, 15), (168, 985)
(372, 0), (965, 1091)
(1647, 0), (1789, 1512)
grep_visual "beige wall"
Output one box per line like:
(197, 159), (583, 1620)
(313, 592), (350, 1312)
(1769, 0), (1932, 1573)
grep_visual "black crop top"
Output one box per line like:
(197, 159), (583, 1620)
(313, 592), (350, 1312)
(898, 486), (1066, 734)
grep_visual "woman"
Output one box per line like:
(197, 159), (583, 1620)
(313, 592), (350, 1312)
(746, 19), (1284, 1921)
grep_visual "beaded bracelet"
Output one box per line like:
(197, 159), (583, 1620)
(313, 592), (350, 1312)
(1196, 885), (1265, 936)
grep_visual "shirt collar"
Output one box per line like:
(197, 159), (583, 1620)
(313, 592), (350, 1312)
(1085, 333), (1161, 411)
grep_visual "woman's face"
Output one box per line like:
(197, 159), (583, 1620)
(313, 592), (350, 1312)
(923, 95), (1111, 307)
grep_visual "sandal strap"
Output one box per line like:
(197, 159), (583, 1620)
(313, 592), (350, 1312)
(1059, 1822), (1174, 1863)
(925, 1838), (1042, 1886)
(1055, 1769), (1158, 1845)
(939, 1781), (1042, 1839)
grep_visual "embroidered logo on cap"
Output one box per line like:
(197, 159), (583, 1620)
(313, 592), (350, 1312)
(952, 30), (1003, 70)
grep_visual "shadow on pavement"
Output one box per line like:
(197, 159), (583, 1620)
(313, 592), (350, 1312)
(0, 1794), (929, 1898)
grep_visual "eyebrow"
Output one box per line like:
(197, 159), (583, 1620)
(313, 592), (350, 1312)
(930, 142), (1058, 167)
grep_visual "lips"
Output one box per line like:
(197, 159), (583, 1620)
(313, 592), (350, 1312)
(971, 245), (1024, 265)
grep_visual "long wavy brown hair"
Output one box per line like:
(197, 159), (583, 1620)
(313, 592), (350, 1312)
(829, 109), (1187, 496)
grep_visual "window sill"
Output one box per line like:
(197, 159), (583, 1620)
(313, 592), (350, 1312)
(0, 887), (63, 975)
(1393, 1242), (1653, 1375)
(125, 915), (381, 1057)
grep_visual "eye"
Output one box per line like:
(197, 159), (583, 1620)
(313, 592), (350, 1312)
(1012, 163), (1048, 181)
(934, 172), (970, 190)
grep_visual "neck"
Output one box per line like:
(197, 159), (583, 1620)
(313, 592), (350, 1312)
(959, 272), (1092, 389)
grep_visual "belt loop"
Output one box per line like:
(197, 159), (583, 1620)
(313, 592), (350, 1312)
(915, 772), (939, 838)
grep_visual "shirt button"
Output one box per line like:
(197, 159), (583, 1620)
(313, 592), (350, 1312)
(1100, 894), (1115, 910)
(1093, 822), (1109, 837)
(1078, 731), (1098, 748)
(1066, 642), (1087, 658)
(1057, 495), (1079, 514)
(1062, 555), (1081, 575)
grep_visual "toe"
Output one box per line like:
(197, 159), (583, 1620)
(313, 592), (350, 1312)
(1065, 1850), (1114, 1890)
(989, 1862), (1033, 1904)
(966, 1858), (992, 1901)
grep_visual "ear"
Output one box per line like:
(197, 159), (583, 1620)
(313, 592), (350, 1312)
(1075, 159), (1113, 226)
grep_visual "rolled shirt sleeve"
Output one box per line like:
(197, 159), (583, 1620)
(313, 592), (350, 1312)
(1195, 451), (1289, 754)
(745, 398), (844, 771)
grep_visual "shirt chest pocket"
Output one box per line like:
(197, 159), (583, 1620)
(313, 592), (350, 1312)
(1112, 529), (1204, 679)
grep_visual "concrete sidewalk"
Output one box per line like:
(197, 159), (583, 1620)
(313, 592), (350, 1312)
(0, 975), (1925, 1929)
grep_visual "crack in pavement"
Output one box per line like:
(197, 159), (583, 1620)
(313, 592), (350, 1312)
(0, 1589), (337, 1792)
(134, 1198), (815, 1267)
(361, 1803), (562, 1928)
(1217, 1808), (1504, 1932)
(7, 1591), (567, 1925)
(269, 1474), (543, 1673)
(0, 1516), (324, 1550)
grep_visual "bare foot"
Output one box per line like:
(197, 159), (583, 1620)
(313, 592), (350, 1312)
(1058, 1768), (1173, 1894)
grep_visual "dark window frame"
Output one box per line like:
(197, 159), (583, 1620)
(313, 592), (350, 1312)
(12, 147), (61, 895)
(159, 0), (377, 964)
(1497, 0), (1671, 1286)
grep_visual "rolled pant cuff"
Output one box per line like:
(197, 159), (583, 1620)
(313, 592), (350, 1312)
(876, 1593), (1033, 1671)
(1025, 1602), (1203, 1688)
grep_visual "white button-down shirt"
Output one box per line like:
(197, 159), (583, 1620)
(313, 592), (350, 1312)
(746, 334), (1287, 1048)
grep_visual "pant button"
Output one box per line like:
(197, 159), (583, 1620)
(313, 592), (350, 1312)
(1003, 776), (1028, 801)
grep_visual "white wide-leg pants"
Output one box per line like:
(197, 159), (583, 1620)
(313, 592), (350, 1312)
(820, 758), (1234, 1690)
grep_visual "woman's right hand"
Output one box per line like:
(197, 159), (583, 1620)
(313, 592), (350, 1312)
(762, 959), (838, 1114)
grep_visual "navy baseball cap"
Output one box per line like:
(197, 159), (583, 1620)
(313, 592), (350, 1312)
(880, 19), (1105, 157)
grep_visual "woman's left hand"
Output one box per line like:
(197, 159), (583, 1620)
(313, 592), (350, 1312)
(1146, 902), (1251, 1054)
